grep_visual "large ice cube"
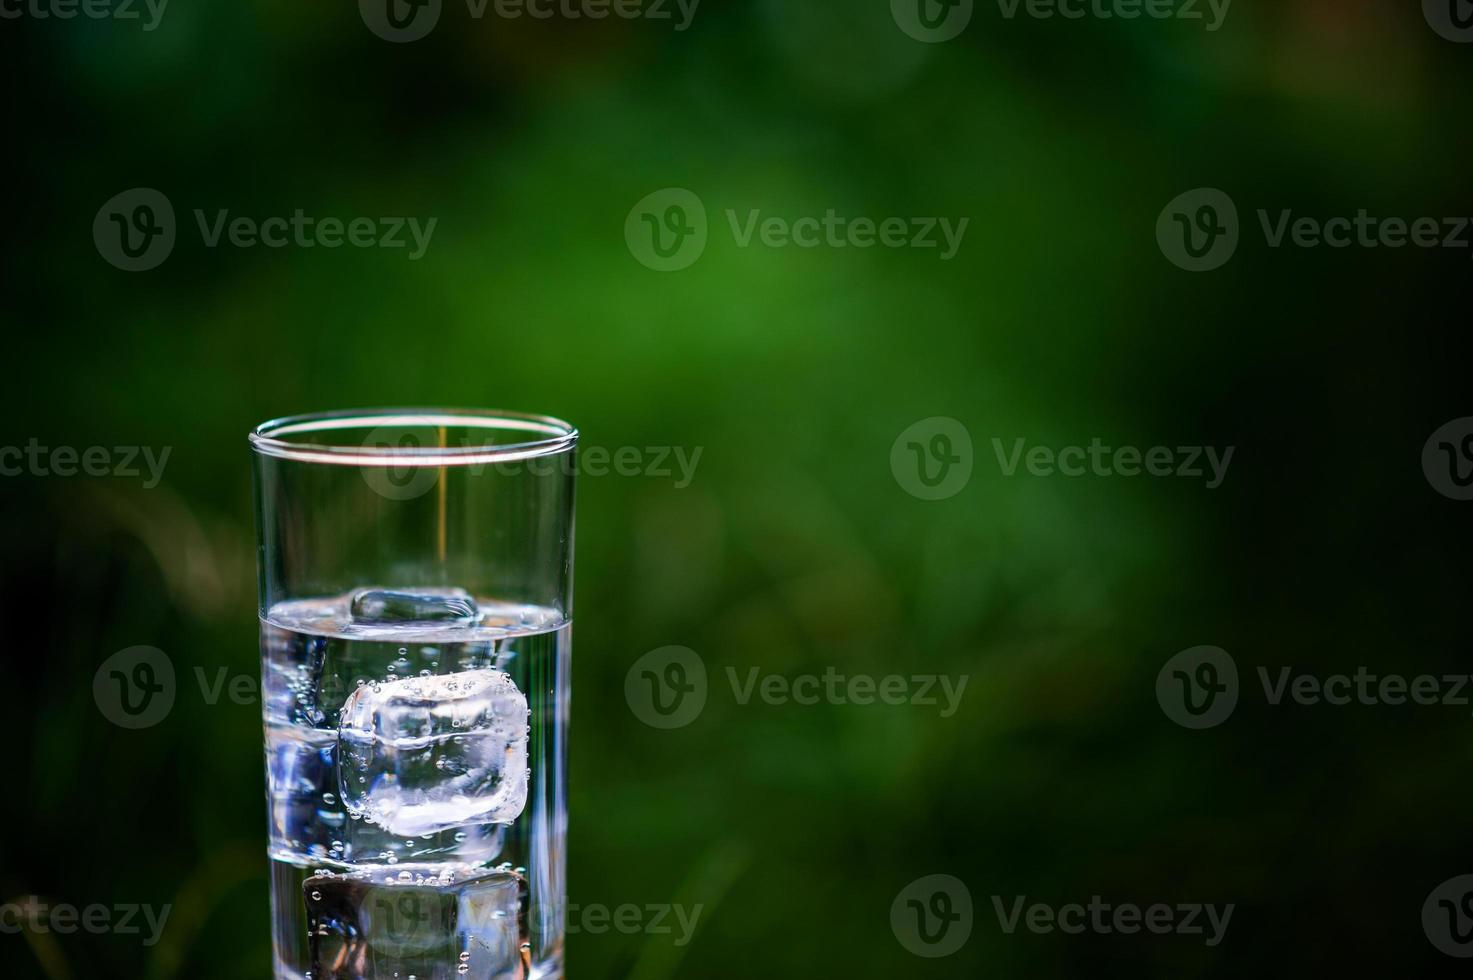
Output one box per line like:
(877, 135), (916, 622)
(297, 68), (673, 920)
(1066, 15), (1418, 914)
(305, 867), (526, 980)
(349, 587), (479, 625)
(339, 669), (529, 837)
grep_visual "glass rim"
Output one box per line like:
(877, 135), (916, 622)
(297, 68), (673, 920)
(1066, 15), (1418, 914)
(249, 408), (579, 467)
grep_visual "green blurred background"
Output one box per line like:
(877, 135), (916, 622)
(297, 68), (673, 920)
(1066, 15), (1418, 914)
(3, 0), (1472, 976)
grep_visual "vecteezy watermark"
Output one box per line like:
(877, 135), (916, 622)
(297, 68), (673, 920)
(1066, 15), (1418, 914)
(1257, 209), (1473, 255)
(625, 647), (969, 728)
(93, 646), (176, 729)
(93, 188), (176, 271)
(0, 439), (171, 488)
(1156, 188), (1239, 271)
(91, 648), (317, 730)
(324, 883), (704, 955)
(359, 0), (442, 41)
(892, 421), (1231, 498)
(1156, 646), (1237, 729)
(891, 417), (974, 501)
(891, 875), (973, 958)
(95, 647), (341, 729)
(93, 188), (436, 271)
(0, 0), (168, 30)
(1157, 646), (1473, 730)
(727, 667), (968, 715)
(1424, 875), (1473, 957)
(993, 438), (1235, 489)
(1424, 0), (1473, 43)
(992, 895), (1233, 946)
(624, 188), (969, 271)
(1423, 417), (1473, 501)
(357, 427), (703, 501)
(890, 0), (974, 43)
(0, 897), (171, 947)
(360, 0), (699, 43)
(563, 901), (703, 945)
(993, 0), (1230, 30)
(625, 646), (708, 729)
(101, 650), (566, 730)
(1159, 187), (1473, 271)
(625, 188), (707, 272)
(892, 0), (1229, 42)
(724, 208), (968, 259)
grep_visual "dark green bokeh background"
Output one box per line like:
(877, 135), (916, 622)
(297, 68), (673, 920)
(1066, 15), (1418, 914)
(3, 1), (1471, 976)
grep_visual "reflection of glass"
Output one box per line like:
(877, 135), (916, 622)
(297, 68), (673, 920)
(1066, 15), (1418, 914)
(250, 410), (576, 980)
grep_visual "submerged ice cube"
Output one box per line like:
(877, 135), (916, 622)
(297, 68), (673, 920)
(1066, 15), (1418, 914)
(339, 669), (529, 837)
(350, 587), (480, 626)
(305, 868), (526, 980)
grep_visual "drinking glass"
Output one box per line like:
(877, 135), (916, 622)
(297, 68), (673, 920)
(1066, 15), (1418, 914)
(249, 409), (576, 980)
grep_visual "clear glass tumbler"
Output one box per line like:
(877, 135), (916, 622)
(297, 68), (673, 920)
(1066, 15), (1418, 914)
(249, 409), (576, 980)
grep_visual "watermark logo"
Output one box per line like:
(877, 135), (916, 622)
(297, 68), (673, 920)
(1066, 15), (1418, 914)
(94, 188), (175, 272)
(1156, 646), (1238, 729)
(563, 900), (703, 944)
(992, 895), (1233, 945)
(891, 0), (974, 42)
(93, 645), (176, 729)
(1157, 188), (1238, 271)
(362, 0), (699, 40)
(1160, 652), (1473, 729)
(1423, 417), (1473, 501)
(362, 891), (442, 953)
(0, 439), (171, 487)
(358, 429), (702, 502)
(626, 646), (708, 729)
(1165, 190), (1473, 270)
(995, 0), (1231, 30)
(0, 898), (171, 946)
(0, 0), (169, 30)
(359, 422), (444, 502)
(1425, 875), (1473, 957)
(893, 0), (1230, 40)
(627, 647), (969, 727)
(361, 0), (443, 42)
(1425, 0), (1473, 42)
(626, 190), (968, 270)
(891, 417), (973, 500)
(95, 188), (435, 270)
(728, 667), (967, 715)
(726, 209), (967, 259)
(626, 188), (708, 271)
(892, 875), (972, 957)
(992, 437), (1233, 488)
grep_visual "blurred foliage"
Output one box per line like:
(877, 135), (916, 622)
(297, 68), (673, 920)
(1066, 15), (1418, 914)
(2, 1), (1471, 977)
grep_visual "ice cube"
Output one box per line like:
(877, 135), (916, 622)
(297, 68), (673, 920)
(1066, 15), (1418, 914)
(262, 629), (331, 729)
(265, 724), (340, 854)
(305, 868), (526, 979)
(349, 588), (480, 625)
(338, 669), (528, 837)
